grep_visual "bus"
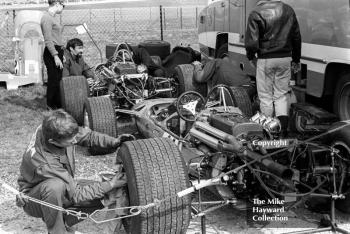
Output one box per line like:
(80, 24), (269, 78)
(198, 0), (350, 120)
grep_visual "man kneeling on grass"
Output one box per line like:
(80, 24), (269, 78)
(17, 109), (134, 234)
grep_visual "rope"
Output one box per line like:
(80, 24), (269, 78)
(1, 121), (349, 223)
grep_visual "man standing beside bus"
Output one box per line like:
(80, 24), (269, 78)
(245, 0), (301, 136)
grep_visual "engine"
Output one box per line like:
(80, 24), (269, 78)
(90, 46), (178, 109)
(188, 110), (301, 204)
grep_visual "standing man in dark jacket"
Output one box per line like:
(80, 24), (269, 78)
(245, 0), (301, 136)
(41, 0), (65, 109)
(62, 38), (95, 82)
(17, 109), (134, 234)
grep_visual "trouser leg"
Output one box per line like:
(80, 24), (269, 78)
(64, 199), (104, 227)
(44, 47), (63, 109)
(256, 59), (274, 117)
(23, 178), (70, 234)
(272, 57), (291, 117)
(269, 57), (291, 136)
(63, 179), (105, 227)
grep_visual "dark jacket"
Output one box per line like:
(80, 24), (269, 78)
(245, 0), (301, 63)
(62, 49), (95, 78)
(132, 46), (164, 76)
(193, 58), (251, 89)
(162, 46), (200, 77)
(18, 126), (118, 204)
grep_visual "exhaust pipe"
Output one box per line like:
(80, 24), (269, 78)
(190, 123), (293, 180)
(193, 122), (243, 152)
(244, 151), (294, 180)
(189, 128), (242, 153)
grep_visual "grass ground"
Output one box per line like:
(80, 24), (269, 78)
(0, 86), (120, 233)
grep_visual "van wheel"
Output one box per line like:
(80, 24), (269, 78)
(175, 64), (207, 97)
(60, 76), (89, 125)
(118, 138), (191, 233)
(84, 96), (117, 155)
(333, 73), (350, 120)
(229, 86), (253, 117)
(139, 40), (171, 60)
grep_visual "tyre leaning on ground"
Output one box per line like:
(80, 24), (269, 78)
(324, 121), (350, 213)
(229, 86), (253, 117)
(60, 76), (89, 125)
(139, 40), (171, 60)
(333, 73), (350, 120)
(117, 137), (191, 233)
(84, 96), (117, 155)
(174, 64), (207, 97)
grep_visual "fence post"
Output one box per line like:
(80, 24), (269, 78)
(89, 9), (92, 24)
(180, 7), (183, 29)
(159, 5), (163, 41)
(196, 7), (198, 28)
(113, 9), (117, 34)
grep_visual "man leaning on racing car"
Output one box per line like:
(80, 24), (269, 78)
(192, 56), (252, 93)
(63, 38), (95, 85)
(119, 43), (166, 77)
(17, 109), (134, 234)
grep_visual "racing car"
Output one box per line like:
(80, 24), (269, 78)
(59, 42), (180, 126)
(84, 84), (350, 234)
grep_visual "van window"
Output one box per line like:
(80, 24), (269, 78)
(285, 0), (350, 48)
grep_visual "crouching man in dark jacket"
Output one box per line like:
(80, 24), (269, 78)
(17, 109), (134, 234)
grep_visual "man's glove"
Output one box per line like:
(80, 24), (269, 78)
(115, 134), (135, 148)
(16, 189), (30, 208)
(109, 172), (127, 189)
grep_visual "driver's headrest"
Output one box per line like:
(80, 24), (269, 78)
(118, 43), (133, 53)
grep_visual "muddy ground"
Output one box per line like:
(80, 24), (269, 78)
(0, 86), (349, 234)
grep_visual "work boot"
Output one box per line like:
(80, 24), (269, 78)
(277, 115), (289, 138)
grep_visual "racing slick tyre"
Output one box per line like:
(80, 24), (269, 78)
(324, 121), (350, 213)
(117, 138), (191, 234)
(60, 76), (89, 125)
(150, 55), (162, 67)
(139, 40), (171, 60)
(229, 86), (253, 117)
(175, 64), (207, 97)
(84, 96), (117, 155)
(333, 73), (350, 120)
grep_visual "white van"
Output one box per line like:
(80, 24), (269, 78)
(198, 0), (350, 120)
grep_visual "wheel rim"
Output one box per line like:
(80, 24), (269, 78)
(332, 141), (350, 193)
(339, 82), (350, 120)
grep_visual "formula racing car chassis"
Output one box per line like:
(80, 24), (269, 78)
(80, 85), (350, 234)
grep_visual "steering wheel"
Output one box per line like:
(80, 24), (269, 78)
(176, 91), (205, 122)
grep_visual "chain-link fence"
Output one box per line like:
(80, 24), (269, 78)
(0, 5), (204, 71)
